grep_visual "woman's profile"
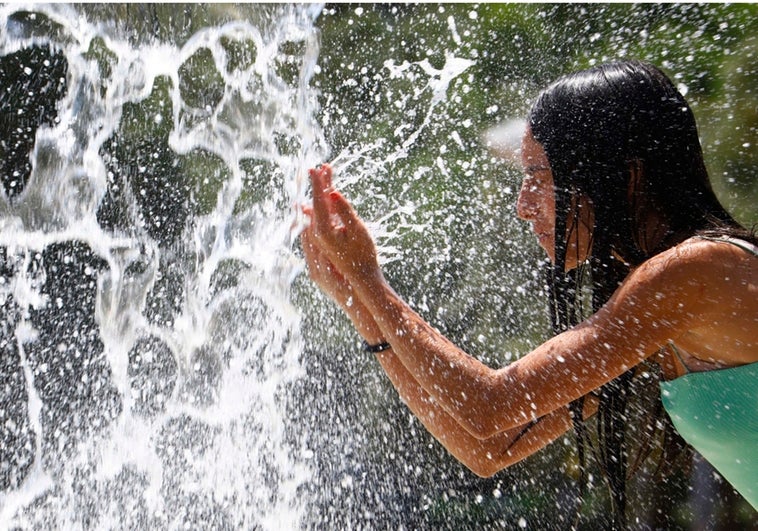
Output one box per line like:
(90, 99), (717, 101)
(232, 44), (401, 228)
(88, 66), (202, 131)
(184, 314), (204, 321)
(300, 60), (757, 526)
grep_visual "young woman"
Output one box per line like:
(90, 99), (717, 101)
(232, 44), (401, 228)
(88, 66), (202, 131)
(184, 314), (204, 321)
(300, 60), (757, 524)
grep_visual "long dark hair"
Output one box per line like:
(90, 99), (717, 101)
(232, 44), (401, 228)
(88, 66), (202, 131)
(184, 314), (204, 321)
(528, 60), (752, 527)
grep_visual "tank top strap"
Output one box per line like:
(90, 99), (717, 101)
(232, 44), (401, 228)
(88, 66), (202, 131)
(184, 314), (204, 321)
(697, 235), (758, 256)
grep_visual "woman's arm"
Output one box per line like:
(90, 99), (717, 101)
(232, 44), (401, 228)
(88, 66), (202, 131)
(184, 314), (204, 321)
(347, 234), (717, 438)
(374, 340), (598, 476)
(301, 224), (384, 344)
(302, 189), (597, 476)
(307, 165), (721, 438)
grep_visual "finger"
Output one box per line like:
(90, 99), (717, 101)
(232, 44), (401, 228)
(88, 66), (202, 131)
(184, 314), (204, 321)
(308, 165), (332, 193)
(302, 231), (343, 287)
(301, 225), (323, 256)
(321, 163), (333, 189)
(309, 168), (333, 233)
(309, 164), (335, 198)
(329, 190), (358, 227)
(300, 225), (312, 250)
(303, 229), (333, 264)
(301, 230), (326, 273)
(301, 231), (318, 264)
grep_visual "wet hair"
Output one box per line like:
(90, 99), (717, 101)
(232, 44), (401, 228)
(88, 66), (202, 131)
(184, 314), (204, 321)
(527, 60), (752, 527)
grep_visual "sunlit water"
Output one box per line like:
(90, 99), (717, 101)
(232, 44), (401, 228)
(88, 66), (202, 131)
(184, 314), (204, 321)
(0, 3), (497, 529)
(0, 4), (329, 528)
(0, 3), (755, 530)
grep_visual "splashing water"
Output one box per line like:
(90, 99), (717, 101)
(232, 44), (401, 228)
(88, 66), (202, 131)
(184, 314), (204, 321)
(0, 4), (489, 529)
(0, 4), (327, 528)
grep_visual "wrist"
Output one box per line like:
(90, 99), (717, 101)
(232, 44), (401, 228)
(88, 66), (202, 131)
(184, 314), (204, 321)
(339, 297), (384, 344)
(346, 263), (385, 295)
(362, 340), (391, 353)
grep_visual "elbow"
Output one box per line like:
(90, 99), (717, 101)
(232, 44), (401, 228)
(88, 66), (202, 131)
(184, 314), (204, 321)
(448, 411), (497, 440)
(473, 410), (524, 440)
(439, 435), (509, 477)
(459, 374), (525, 440)
(469, 463), (500, 478)
(464, 458), (502, 478)
(454, 437), (521, 478)
(464, 421), (501, 441)
(458, 399), (518, 441)
(464, 445), (531, 477)
(463, 451), (518, 478)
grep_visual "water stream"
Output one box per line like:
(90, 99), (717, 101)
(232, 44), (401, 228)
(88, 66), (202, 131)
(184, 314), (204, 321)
(0, 4), (325, 528)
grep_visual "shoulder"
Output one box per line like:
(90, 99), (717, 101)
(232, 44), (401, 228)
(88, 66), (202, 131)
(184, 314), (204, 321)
(636, 236), (755, 282)
(610, 236), (755, 314)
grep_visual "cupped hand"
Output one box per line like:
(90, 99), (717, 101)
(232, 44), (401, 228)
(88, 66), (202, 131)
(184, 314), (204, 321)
(302, 204), (385, 343)
(307, 164), (382, 285)
(301, 211), (355, 308)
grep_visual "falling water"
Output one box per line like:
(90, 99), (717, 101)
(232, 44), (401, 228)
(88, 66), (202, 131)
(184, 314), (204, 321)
(0, 4), (325, 528)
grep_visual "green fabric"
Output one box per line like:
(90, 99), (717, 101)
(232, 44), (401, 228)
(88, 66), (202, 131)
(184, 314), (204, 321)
(660, 363), (758, 509)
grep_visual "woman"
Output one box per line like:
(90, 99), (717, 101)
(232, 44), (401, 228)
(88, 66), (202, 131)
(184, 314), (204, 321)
(300, 60), (757, 524)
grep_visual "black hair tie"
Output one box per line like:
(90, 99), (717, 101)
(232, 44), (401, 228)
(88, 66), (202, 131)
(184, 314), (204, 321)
(363, 341), (391, 353)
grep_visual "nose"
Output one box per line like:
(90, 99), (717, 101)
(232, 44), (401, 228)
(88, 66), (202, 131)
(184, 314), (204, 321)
(516, 180), (537, 220)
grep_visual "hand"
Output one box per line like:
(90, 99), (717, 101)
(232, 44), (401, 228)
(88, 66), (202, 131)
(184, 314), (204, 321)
(301, 212), (355, 308)
(300, 166), (385, 343)
(307, 164), (382, 285)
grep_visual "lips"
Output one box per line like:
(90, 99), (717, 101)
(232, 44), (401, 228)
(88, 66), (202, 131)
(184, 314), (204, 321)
(537, 234), (553, 251)
(533, 227), (550, 242)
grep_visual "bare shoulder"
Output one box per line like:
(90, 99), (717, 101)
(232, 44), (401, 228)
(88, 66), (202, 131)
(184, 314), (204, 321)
(628, 236), (754, 285)
(610, 236), (756, 319)
(578, 235), (758, 368)
(670, 235), (758, 262)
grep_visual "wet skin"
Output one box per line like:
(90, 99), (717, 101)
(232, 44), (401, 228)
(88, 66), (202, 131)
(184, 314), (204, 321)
(517, 129), (593, 270)
(300, 147), (757, 477)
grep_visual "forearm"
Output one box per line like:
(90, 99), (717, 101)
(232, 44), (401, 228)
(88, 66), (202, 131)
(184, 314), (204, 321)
(350, 270), (512, 437)
(305, 171), (510, 433)
(336, 294), (534, 475)
(496, 394), (598, 469)
(373, 341), (510, 476)
(375, 343), (597, 476)
(336, 291), (556, 474)
(335, 293), (384, 346)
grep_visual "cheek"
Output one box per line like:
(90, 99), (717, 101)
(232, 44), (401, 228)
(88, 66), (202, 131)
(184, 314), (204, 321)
(540, 233), (557, 263)
(516, 180), (538, 219)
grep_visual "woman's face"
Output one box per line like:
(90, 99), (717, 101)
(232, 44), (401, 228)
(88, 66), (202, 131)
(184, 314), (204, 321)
(517, 130), (593, 270)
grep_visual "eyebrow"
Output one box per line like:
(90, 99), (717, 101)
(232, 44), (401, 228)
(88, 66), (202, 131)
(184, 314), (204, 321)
(524, 164), (551, 174)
